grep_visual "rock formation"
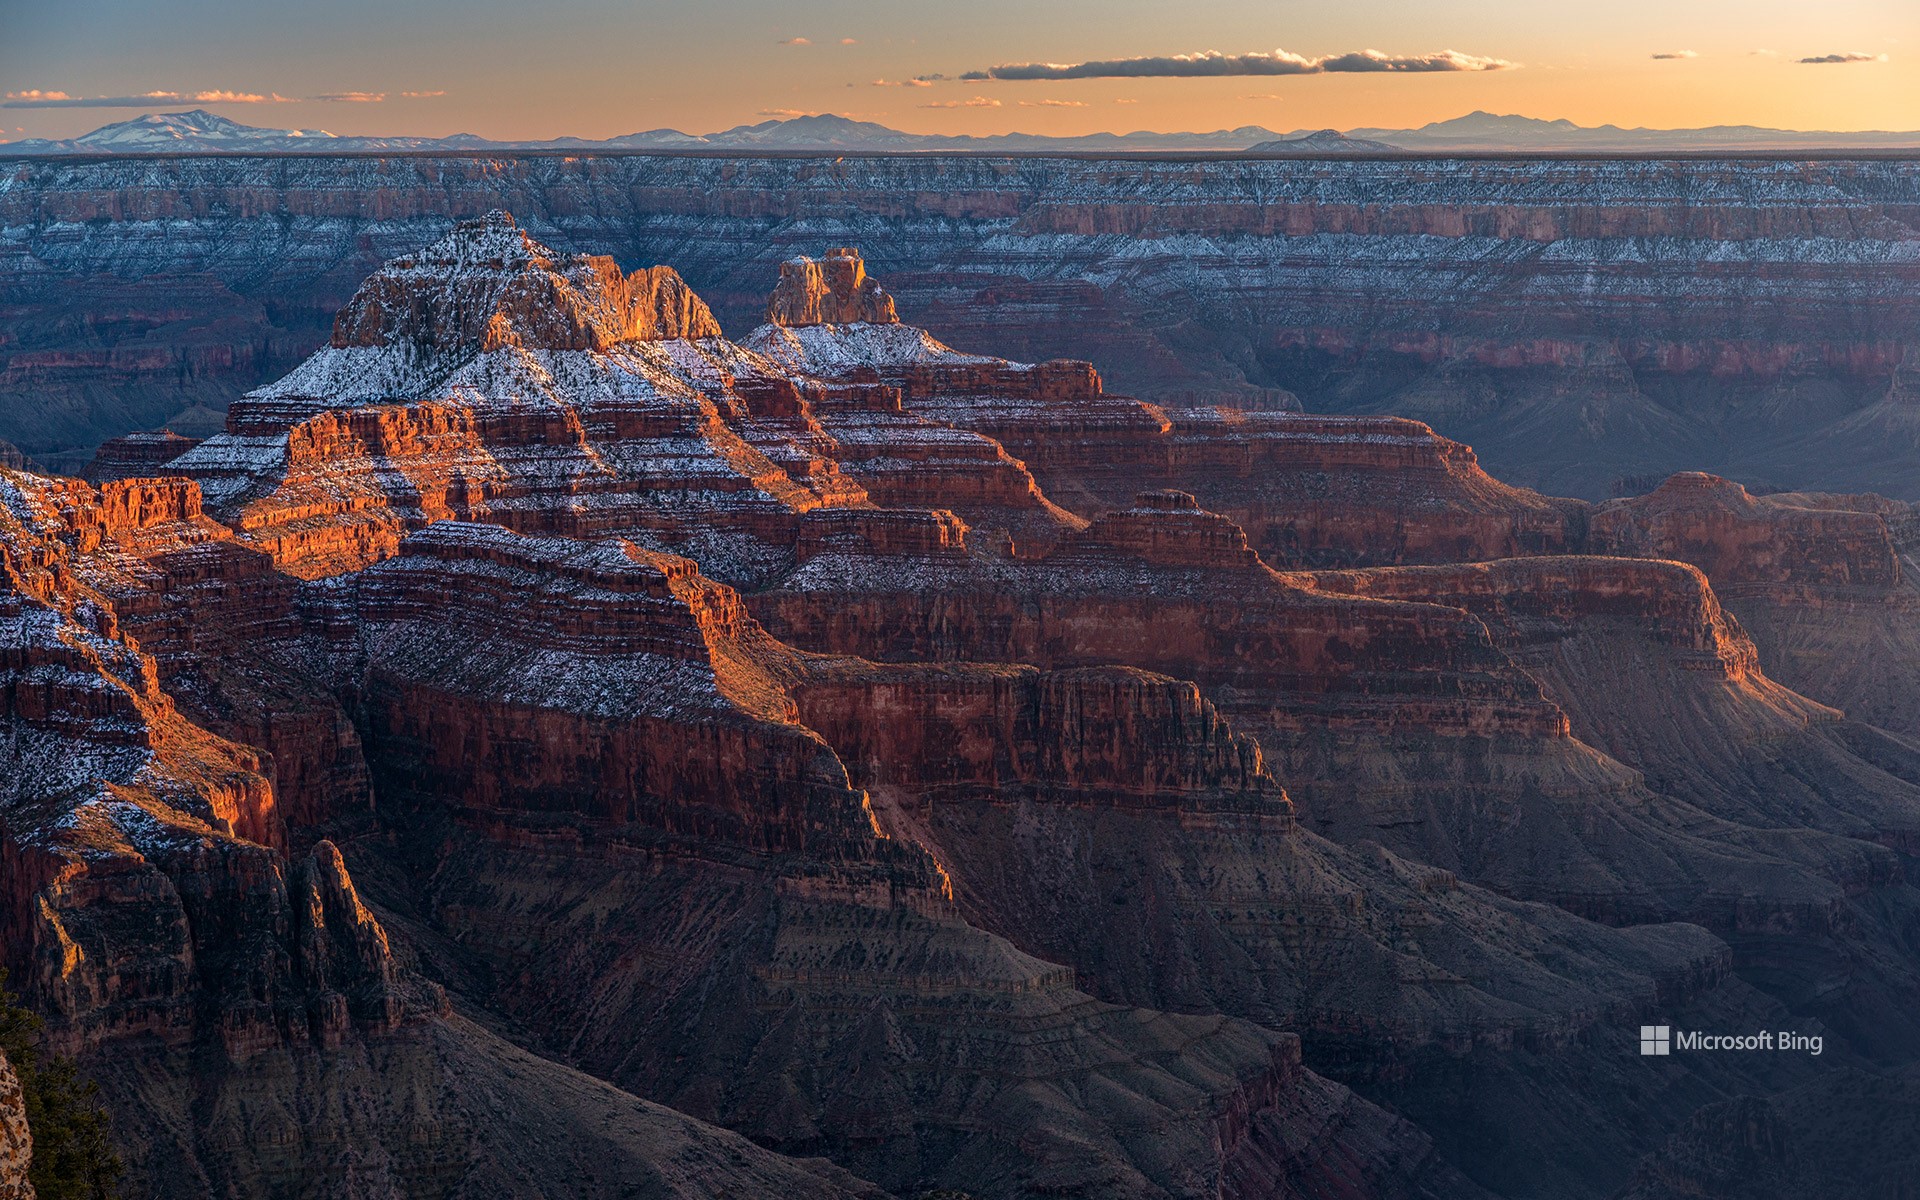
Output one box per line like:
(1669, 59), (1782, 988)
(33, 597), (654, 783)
(1302, 552), (1912, 833)
(167, 219), (861, 585)
(333, 211), (723, 352)
(1590, 472), (1920, 737)
(0, 452), (1492, 1196)
(1591, 473), (1901, 590)
(337, 521), (1496, 1197)
(742, 318), (1587, 564)
(79, 430), (200, 483)
(765, 248), (897, 326)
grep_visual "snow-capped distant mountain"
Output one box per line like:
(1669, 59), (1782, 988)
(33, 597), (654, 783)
(600, 114), (1299, 152)
(5, 107), (1917, 156)
(1349, 110), (1920, 151)
(4, 109), (501, 154)
(73, 110), (339, 148)
(678, 114), (934, 149)
(1244, 129), (1402, 154)
(1, 109), (1298, 155)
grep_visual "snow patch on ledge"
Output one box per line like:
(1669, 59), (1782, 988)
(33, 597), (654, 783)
(741, 322), (1012, 378)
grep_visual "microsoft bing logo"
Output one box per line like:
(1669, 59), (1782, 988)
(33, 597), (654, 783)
(1640, 1025), (1671, 1055)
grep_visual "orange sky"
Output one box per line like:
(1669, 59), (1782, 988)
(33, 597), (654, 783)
(2, 0), (1914, 140)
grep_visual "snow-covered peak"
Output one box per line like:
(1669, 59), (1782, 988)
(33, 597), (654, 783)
(1245, 129), (1402, 154)
(389, 210), (544, 273)
(72, 109), (338, 150)
(325, 212), (720, 357)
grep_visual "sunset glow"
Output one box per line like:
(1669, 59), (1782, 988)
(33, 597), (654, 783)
(2, 0), (1912, 142)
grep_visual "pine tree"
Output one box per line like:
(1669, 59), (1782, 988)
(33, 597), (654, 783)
(0, 971), (121, 1200)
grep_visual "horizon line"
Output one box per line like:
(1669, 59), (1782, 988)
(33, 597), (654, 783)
(7, 107), (1920, 146)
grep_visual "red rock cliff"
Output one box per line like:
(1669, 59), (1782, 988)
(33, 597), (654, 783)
(1590, 472), (1901, 591)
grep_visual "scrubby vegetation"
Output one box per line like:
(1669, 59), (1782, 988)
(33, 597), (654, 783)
(0, 971), (121, 1200)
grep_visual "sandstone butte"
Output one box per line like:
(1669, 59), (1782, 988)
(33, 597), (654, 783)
(5, 210), (1920, 1200)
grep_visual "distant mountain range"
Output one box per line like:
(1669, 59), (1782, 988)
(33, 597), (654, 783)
(1347, 111), (1920, 152)
(1245, 129), (1402, 154)
(6, 107), (1919, 155)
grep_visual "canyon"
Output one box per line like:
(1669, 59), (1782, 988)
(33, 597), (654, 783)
(2, 152), (1918, 501)
(1, 213), (1916, 1199)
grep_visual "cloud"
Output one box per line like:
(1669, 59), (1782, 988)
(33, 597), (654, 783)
(1314, 49), (1510, 73)
(779, 37), (811, 46)
(1750, 49), (1779, 57)
(1650, 50), (1698, 60)
(954, 47), (1513, 81)
(921, 96), (1002, 108)
(400, 90), (446, 98)
(313, 91), (386, 102)
(1018, 99), (1088, 107)
(1113, 98), (1139, 104)
(3, 88), (292, 108)
(870, 78), (934, 88)
(1242, 92), (1284, 99)
(840, 37), (858, 45)
(759, 108), (815, 117)
(1796, 51), (1886, 64)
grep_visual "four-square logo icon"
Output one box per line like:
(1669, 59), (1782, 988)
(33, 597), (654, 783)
(1639, 1025), (1671, 1055)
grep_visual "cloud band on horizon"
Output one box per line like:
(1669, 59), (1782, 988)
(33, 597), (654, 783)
(1797, 52), (1886, 64)
(939, 47), (1513, 82)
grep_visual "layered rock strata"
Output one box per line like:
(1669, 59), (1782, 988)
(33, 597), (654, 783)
(1305, 554), (1920, 848)
(755, 492), (1907, 947)
(0, 470), (366, 833)
(0, 471), (904, 1200)
(169, 215), (859, 585)
(745, 317), (1587, 564)
(337, 521), (1482, 1198)
(80, 431), (200, 484)
(6, 154), (1920, 499)
(1592, 472), (1920, 736)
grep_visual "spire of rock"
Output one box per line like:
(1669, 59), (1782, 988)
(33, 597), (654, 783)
(765, 248), (898, 326)
(329, 210), (722, 353)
